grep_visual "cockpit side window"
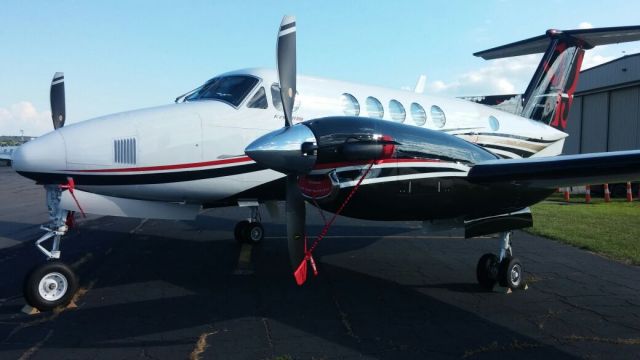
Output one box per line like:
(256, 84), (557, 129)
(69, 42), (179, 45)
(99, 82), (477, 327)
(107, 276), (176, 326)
(271, 84), (284, 111)
(271, 83), (301, 112)
(247, 87), (268, 109)
(185, 75), (259, 107)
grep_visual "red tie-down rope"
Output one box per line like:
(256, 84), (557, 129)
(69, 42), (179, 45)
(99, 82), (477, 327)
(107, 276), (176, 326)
(59, 177), (86, 218)
(294, 160), (376, 285)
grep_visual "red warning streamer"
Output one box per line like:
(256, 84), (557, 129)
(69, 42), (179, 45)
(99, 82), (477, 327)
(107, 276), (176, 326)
(294, 160), (376, 285)
(59, 177), (86, 218)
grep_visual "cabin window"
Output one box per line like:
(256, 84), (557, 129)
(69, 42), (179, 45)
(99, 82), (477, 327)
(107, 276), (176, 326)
(366, 96), (384, 118)
(271, 83), (301, 112)
(489, 115), (500, 131)
(247, 87), (268, 109)
(389, 100), (406, 123)
(340, 93), (360, 116)
(431, 105), (446, 128)
(184, 75), (259, 107)
(411, 103), (427, 126)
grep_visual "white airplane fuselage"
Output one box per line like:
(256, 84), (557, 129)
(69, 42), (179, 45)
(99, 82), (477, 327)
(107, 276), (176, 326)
(13, 68), (567, 207)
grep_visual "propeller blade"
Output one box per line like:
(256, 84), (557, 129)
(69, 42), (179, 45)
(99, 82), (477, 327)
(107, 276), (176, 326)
(277, 15), (296, 127)
(50, 72), (66, 129)
(286, 174), (306, 274)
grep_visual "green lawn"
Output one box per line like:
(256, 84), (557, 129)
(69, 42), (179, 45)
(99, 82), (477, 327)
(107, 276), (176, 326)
(528, 196), (640, 265)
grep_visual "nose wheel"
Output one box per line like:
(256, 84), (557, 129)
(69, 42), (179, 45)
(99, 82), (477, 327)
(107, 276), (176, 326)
(476, 232), (525, 291)
(23, 260), (78, 311)
(234, 220), (265, 244)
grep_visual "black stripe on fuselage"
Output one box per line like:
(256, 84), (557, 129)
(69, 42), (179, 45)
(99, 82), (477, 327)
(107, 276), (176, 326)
(396, 166), (466, 176)
(456, 132), (558, 144)
(17, 163), (264, 186)
(479, 144), (535, 158)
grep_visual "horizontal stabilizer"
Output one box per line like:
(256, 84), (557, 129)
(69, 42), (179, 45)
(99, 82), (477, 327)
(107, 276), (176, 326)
(468, 150), (640, 188)
(60, 189), (201, 220)
(474, 25), (640, 60)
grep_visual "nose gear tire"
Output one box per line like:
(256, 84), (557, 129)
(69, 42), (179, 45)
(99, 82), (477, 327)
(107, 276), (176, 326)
(23, 260), (78, 311)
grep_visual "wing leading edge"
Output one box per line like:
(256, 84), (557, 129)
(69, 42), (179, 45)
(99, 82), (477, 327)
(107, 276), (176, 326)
(468, 150), (640, 188)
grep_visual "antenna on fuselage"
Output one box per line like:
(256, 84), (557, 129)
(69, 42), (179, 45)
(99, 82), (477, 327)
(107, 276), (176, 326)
(414, 75), (427, 94)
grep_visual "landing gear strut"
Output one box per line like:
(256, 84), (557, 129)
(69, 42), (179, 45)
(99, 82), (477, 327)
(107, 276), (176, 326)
(234, 203), (264, 244)
(476, 231), (524, 291)
(23, 185), (79, 311)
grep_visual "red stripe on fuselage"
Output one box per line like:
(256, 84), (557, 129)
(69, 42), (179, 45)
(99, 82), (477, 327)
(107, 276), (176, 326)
(66, 156), (254, 173)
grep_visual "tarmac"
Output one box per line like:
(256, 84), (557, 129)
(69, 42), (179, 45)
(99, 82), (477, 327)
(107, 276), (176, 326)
(0, 165), (639, 359)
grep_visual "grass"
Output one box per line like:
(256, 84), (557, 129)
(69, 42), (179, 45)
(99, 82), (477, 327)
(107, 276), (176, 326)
(528, 194), (640, 265)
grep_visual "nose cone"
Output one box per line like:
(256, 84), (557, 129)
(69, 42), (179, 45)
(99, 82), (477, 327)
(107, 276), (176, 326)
(245, 124), (317, 174)
(12, 131), (67, 174)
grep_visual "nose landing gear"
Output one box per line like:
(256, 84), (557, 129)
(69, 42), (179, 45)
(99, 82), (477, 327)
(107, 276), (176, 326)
(23, 185), (79, 311)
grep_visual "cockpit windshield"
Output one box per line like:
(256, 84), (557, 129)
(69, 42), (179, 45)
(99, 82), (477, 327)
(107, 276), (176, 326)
(185, 75), (259, 107)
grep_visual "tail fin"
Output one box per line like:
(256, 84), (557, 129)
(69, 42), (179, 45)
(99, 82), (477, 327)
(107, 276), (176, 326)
(474, 26), (640, 131)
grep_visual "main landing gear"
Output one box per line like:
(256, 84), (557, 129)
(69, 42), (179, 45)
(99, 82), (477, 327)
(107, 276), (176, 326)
(234, 204), (264, 244)
(23, 185), (79, 311)
(476, 231), (524, 291)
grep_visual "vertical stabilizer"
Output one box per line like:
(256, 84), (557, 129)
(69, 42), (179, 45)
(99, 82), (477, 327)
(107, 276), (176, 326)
(520, 33), (585, 131)
(474, 26), (640, 131)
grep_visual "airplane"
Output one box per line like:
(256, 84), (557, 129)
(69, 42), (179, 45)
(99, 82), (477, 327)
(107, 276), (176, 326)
(10, 16), (640, 311)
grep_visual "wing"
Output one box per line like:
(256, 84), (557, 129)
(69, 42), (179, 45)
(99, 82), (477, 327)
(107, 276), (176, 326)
(468, 150), (640, 188)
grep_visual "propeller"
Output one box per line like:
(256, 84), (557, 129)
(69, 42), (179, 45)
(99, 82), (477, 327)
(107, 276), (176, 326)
(50, 72), (66, 129)
(276, 15), (307, 276)
(277, 15), (297, 128)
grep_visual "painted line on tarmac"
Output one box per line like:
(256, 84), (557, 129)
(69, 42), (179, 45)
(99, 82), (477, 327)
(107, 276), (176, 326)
(129, 218), (149, 234)
(233, 244), (254, 275)
(189, 330), (218, 360)
(17, 328), (53, 360)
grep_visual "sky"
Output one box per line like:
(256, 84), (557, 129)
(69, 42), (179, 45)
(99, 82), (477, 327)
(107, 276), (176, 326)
(1, 0), (640, 136)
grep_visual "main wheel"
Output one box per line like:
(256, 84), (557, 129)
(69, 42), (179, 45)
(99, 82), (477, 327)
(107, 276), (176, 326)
(23, 261), (78, 311)
(234, 220), (250, 244)
(244, 222), (264, 244)
(476, 253), (499, 290)
(498, 257), (524, 289)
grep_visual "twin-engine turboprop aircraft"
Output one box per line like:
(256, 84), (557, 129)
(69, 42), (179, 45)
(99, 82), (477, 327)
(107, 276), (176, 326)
(11, 16), (640, 311)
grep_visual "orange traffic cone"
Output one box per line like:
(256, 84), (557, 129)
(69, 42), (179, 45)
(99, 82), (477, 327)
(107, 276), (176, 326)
(626, 182), (633, 202)
(585, 185), (591, 203)
(604, 184), (611, 202)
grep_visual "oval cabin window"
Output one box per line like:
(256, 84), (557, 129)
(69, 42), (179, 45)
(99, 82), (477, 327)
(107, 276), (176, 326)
(489, 115), (500, 131)
(366, 96), (384, 118)
(340, 93), (360, 116)
(389, 100), (406, 123)
(431, 105), (446, 128)
(411, 103), (427, 126)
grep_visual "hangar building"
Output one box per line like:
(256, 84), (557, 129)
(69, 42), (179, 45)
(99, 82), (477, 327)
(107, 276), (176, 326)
(564, 53), (640, 155)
